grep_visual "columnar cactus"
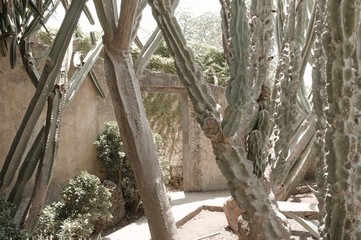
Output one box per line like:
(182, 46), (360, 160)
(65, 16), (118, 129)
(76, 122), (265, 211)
(318, 0), (361, 238)
(0, 0), (87, 196)
(272, 0), (302, 185)
(311, 0), (327, 235)
(149, 0), (291, 238)
(271, 0), (319, 200)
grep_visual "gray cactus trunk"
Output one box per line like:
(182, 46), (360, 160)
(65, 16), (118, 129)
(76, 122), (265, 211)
(94, 1), (179, 239)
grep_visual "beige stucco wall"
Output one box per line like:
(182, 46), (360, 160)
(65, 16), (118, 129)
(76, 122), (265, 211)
(183, 87), (228, 191)
(0, 42), (115, 201)
(0, 42), (227, 203)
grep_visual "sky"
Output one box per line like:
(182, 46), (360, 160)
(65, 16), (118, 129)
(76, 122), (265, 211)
(49, 0), (221, 37)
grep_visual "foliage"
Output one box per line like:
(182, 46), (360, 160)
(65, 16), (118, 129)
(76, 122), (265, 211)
(193, 45), (229, 87)
(94, 122), (124, 183)
(36, 29), (58, 45)
(95, 122), (170, 206)
(176, 10), (222, 48)
(34, 171), (112, 239)
(132, 42), (229, 86)
(154, 41), (172, 58)
(144, 93), (181, 135)
(73, 27), (96, 54)
(0, 198), (28, 240)
(147, 54), (178, 75)
(36, 26), (98, 54)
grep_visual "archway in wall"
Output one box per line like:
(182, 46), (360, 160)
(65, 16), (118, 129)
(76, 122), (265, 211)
(139, 70), (228, 192)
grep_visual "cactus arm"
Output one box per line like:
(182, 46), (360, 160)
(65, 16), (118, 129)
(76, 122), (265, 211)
(83, 3), (95, 25)
(18, 38), (41, 87)
(248, 0), (273, 92)
(275, 0), (285, 55)
(66, 39), (103, 102)
(245, 0), (273, 178)
(135, 0), (179, 76)
(88, 69), (105, 98)
(148, 0), (219, 123)
(149, 0), (291, 238)
(8, 36), (103, 217)
(135, 27), (163, 75)
(93, 0), (118, 37)
(219, 0), (255, 137)
(312, 0), (327, 235)
(223, 0), (250, 107)
(23, 0), (60, 37)
(299, 0), (317, 79)
(272, 0), (311, 185)
(7, 127), (45, 213)
(23, 86), (64, 232)
(0, 0), (86, 195)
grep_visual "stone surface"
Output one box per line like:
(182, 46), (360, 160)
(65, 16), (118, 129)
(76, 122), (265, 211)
(223, 197), (243, 233)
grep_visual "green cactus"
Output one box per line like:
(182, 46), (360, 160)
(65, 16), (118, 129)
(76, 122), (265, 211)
(317, 0), (361, 238)
(148, 0), (291, 238)
(0, 0), (87, 197)
(270, 0), (319, 201)
(311, 0), (327, 235)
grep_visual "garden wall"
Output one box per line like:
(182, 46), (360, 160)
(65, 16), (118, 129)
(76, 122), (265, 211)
(0, 41), (227, 203)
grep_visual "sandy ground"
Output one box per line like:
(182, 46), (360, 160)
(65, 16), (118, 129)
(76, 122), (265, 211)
(177, 209), (317, 240)
(178, 209), (237, 240)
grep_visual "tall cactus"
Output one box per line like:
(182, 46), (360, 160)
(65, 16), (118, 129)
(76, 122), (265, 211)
(312, 0), (327, 235)
(318, 0), (361, 238)
(0, 0), (103, 232)
(148, 0), (291, 238)
(0, 0), (87, 196)
(271, 0), (318, 200)
(93, 1), (179, 239)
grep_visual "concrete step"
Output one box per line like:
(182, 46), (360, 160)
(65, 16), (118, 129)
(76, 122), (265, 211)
(278, 201), (318, 219)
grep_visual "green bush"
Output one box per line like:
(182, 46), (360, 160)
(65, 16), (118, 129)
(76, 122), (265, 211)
(0, 198), (28, 240)
(34, 171), (112, 239)
(94, 121), (124, 183)
(94, 122), (170, 207)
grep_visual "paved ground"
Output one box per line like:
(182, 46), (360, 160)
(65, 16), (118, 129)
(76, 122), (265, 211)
(103, 191), (231, 240)
(103, 190), (319, 240)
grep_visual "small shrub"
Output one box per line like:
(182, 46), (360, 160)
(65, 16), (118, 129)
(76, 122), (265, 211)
(95, 122), (170, 207)
(0, 198), (28, 240)
(94, 122), (125, 183)
(34, 171), (112, 239)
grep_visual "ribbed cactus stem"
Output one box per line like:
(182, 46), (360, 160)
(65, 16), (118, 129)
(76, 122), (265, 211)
(312, 0), (327, 236)
(246, 0), (273, 178)
(149, 0), (291, 238)
(0, 0), (87, 195)
(351, 17), (361, 237)
(272, 0), (312, 191)
(220, 0), (254, 137)
(320, 0), (360, 238)
(272, 41), (301, 185)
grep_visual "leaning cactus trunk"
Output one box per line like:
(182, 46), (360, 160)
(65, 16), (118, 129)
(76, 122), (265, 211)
(148, 0), (291, 238)
(316, 0), (361, 238)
